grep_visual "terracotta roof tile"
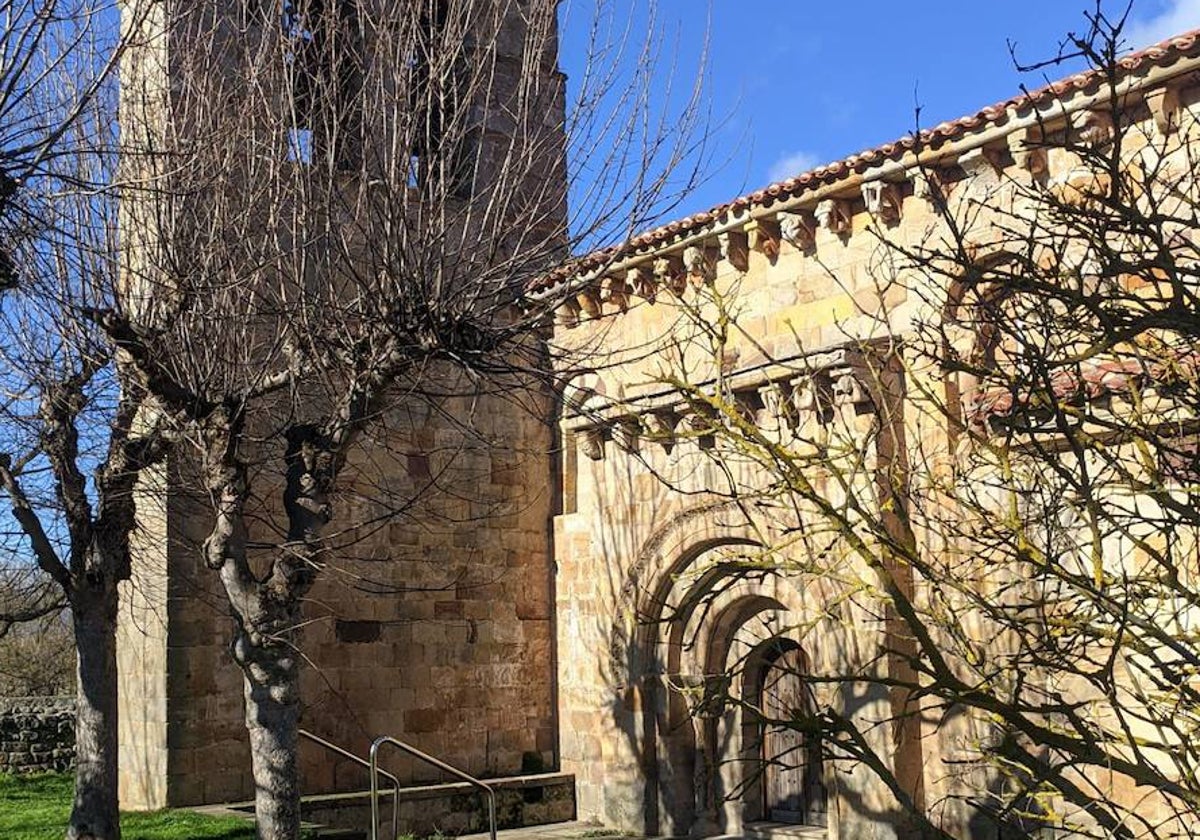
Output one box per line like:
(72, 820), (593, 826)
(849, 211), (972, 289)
(531, 28), (1200, 294)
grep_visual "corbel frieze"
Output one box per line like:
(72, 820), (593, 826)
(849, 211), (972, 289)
(643, 408), (681, 450)
(560, 345), (892, 455)
(958, 145), (1007, 182)
(614, 415), (642, 452)
(911, 167), (954, 205)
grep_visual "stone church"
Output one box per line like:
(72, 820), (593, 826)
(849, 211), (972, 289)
(112, 1), (1200, 837)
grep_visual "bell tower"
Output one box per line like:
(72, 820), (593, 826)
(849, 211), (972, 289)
(117, 0), (567, 810)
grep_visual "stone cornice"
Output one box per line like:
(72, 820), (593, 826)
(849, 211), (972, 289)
(534, 42), (1200, 326)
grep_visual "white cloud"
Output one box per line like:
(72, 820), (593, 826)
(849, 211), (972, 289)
(1125, 0), (1200, 51)
(766, 150), (820, 184)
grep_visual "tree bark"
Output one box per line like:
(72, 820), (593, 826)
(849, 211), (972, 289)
(236, 626), (302, 840)
(67, 582), (120, 840)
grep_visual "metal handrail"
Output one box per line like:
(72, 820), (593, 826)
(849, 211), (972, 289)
(299, 728), (400, 840)
(369, 735), (497, 840)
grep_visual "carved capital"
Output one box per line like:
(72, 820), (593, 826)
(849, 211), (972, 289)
(780, 211), (817, 250)
(861, 181), (902, 225)
(746, 217), (781, 260)
(815, 199), (852, 235)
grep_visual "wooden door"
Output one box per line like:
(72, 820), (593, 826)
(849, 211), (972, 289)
(761, 647), (827, 826)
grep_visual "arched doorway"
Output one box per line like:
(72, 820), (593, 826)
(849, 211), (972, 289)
(757, 642), (827, 827)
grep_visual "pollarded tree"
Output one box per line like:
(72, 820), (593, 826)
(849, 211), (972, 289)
(0, 3), (168, 839)
(106, 1), (709, 838)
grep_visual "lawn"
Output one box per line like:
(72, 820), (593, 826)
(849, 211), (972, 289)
(0, 774), (257, 840)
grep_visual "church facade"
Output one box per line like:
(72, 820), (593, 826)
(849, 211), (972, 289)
(113, 3), (1200, 838)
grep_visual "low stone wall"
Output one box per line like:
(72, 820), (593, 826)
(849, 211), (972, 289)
(0, 696), (75, 774)
(294, 771), (576, 837)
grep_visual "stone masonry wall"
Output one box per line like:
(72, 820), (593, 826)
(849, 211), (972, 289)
(0, 697), (75, 774)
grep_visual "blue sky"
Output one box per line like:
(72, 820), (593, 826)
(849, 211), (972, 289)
(559, 0), (1200, 222)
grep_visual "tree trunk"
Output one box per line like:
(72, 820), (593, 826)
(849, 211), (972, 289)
(238, 630), (302, 840)
(68, 586), (120, 840)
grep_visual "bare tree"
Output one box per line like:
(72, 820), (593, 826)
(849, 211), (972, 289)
(0, 3), (169, 839)
(107, 1), (709, 838)
(575, 11), (1200, 840)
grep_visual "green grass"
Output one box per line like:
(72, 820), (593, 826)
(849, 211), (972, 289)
(0, 774), (257, 840)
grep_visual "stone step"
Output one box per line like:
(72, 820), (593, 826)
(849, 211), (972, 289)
(458, 820), (621, 840)
(741, 821), (828, 840)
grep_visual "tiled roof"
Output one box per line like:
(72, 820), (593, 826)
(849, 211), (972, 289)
(531, 28), (1200, 294)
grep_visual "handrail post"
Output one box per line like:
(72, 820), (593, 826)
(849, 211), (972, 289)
(299, 729), (398, 840)
(370, 735), (498, 840)
(369, 738), (384, 840)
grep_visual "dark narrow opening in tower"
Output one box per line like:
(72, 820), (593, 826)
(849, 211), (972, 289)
(283, 0), (362, 169)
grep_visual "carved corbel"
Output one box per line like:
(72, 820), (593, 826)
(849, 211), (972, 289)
(614, 416), (642, 453)
(779, 210), (817, 251)
(556, 296), (581, 328)
(910, 168), (951, 204)
(654, 254), (687, 296)
(791, 374), (828, 420)
(628, 264), (655, 303)
(861, 181), (902, 225)
(644, 409), (680, 450)
(576, 284), (602, 319)
(831, 368), (875, 413)
(1006, 129), (1048, 178)
(745, 217), (781, 260)
(958, 145), (1006, 178)
(719, 230), (750, 272)
(1146, 86), (1182, 135)
(602, 274), (631, 313)
(685, 402), (719, 450)
(1073, 109), (1114, 145)
(580, 426), (607, 461)
(815, 199), (852, 236)
(757, 381), (794, 428)
(684, 244), (718, 287)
